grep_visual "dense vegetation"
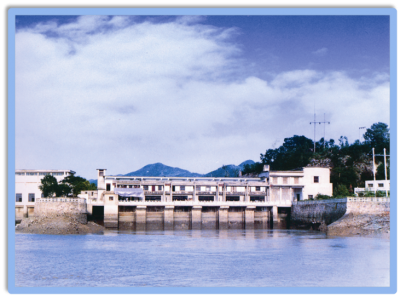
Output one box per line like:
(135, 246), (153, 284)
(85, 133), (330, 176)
(242, 122), (390, 197)
(39, 173), (96, 197)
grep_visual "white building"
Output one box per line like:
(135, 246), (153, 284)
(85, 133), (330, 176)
(354, 180), (390, 196)
(79, 166), (333, 205)
(15, 169), (75, 219)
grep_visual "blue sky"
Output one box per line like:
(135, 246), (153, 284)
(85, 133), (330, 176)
(15, 15), (390, 179)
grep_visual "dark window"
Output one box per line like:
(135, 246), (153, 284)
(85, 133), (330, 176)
(196, 186), (201, 191)
(106, 184), (111, 191)
(99, 170), (104, 176)
(378, 183), (384, 188)
(109, 196), (113, 201)
(180, 186), (185, 191)
(308, 195), (313, 199)
(16, 193), (22, 202)
(256, 186), (261, 191)
(28, 193), (35, 202)
(172, 186), (175, 192)
(368, 183), (374, 187)
(143, 185), (148, 190)
(152, 185), (156, 191)
(314, 176), (319, 183)
(158, 185), (163, 191)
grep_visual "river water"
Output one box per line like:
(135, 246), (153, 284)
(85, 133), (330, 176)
(15, 229), (390, 287)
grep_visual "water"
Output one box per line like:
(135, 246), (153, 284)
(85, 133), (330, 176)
(15, 229), (390, 287)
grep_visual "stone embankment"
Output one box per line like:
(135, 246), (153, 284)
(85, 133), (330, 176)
(326, 212), (390, 237)
(15, 215), (105, 235)
(15, 198), (105, 235)
(291, 197), (390, 237)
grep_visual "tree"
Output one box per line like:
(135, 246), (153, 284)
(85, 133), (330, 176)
(333, 184), (351, 198)
(363, 122), (390, 153)
(39, 175), (58, 197)
(260, 135), (314, 170)
(61, 174), (96, 196)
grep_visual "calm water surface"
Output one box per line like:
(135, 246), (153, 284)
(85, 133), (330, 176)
(15, 229), (390, 287)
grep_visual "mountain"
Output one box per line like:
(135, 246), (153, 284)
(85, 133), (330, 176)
(204, 160), (255, 177)
(124, 163), (203, 177)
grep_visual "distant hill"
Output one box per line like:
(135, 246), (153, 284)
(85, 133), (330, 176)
(124, 163), (203, 177)
(204, 160), (255, 177)
(122, 160), (255, 178)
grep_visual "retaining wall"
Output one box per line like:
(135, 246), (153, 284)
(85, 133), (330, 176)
(34, 198), (87, 224)
(291, 197), (390, 228)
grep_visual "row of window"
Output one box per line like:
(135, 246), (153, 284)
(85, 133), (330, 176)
(16, 193), (36, 202)
(367, 183), (387, 188)
(16, 172), (65, 176)
(114, 185), (263, 191)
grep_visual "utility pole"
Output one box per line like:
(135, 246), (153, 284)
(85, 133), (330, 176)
(375, 148), (390, 197)
(310, 113), (330, 152)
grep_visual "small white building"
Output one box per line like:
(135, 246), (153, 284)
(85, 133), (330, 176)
(268, 166), (333, 201)
(15, 169), (75, 218)
(354, 180), (390, 196)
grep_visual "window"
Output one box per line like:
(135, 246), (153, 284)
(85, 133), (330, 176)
(158, 185), (163, 191)
(368, 183), (373, 187)
(180, 186), (185, 191)
(172, 186), (175, 192)
(16, 193), (22, 202)
(27, 172), (38, 176)
(134, 185), (140, 188)
(143, 185), (149, 190)
(28, 193), (35, 202)
(378, 183), (384, 188)
(39, 172), (48, 176)
(256, 186), (261, 191)
(15, 172), (25, 176)
(106, 184), (111, 191)
(206, 186), (211, 192)
(196, 186), (201, 191)
(308, 195), (313, 199)
(109, 196), (113, 201)
(314, 176), (319, 183)
(99, 170), (104, 176)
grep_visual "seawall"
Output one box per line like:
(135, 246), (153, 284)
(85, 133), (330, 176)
(291, 197), (390, 232)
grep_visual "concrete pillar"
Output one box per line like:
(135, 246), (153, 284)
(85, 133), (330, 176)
(191, 206), (202, 229)
(135, 206), (147, 230)
(104, 204), (119, 228)
(272, 205), (279, 223)
(164, 206), (174, 230)
(193, 185), (197, 202)
(216, 186), (219, 202)
(87, 204), (93, 216)
(245, 206), (255, 229)
(222, 185), (226, 202)
(245, 185), (249, 202)
(218, 206), (229, 229)
(23, 205), (28, 218)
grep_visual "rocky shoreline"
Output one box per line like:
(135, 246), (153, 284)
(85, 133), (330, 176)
(326, 212), (390, 238)
(15, 216), (105, 235)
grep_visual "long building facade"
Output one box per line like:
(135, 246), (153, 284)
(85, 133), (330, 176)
(78, 166), (333, 228)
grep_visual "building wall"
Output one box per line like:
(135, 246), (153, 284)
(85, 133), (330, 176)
(302, 167), (333, 199)
(34, 198), (87, 223)
(15, 170), (73, 208)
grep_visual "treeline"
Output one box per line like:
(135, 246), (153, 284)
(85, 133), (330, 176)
(39, 173), (96, 197)
(242, 122), (390, 195)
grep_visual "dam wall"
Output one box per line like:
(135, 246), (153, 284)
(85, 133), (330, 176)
(291, 197), (390, 228)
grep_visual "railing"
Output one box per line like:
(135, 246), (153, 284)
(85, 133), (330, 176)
(144, 191), (164, 195)
(226, 192), (245, 195)
(37, 197), (86, 203)
(172, 191), (196, 195)
(195, 191), (216, 195)
(347, 197), (390, 202)
(249, 191), (267, 195)
(116, 200), (291, 206)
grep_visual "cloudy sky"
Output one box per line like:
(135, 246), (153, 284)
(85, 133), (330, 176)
(15, 15), (390, 179)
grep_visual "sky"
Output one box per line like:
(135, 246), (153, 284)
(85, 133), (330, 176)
(15, 15), (390, 179)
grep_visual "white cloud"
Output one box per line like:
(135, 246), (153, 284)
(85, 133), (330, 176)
(15, 17), (390, 178)
(312, 47), (328, 56)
